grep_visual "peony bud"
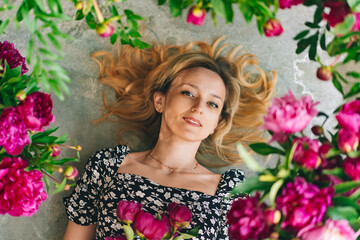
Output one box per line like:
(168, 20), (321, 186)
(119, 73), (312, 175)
(263, 19), (283, 37)
(264, 209), (281, 226)
(15, 90), (27, 101)
(338, 128), (359, 153)
(64, 166), (78, 180)
(116, 200), (142, 224)
(96, 21), (115, 38)
(75, 145), (82, 151)
(50, 144), (61, 157)
(270, 232), (279, 239)
(168, 202), (192, 229)
(186, 6), (206, 26)
(311, 125), (323, 136)
(134, 211), (167, 240)
(75, 1), (83, 10)
(316, 66), (332, 81)
(64, 185), (71, 191)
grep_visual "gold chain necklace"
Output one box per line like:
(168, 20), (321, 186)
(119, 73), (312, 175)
(148, 152), (198, 173)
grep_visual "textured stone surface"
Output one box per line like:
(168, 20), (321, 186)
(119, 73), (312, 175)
(0, 1), (358, 239)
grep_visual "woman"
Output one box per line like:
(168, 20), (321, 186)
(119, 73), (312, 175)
(63, 38), (276, 239)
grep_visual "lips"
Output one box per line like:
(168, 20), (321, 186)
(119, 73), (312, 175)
(183, 117), (202, 127)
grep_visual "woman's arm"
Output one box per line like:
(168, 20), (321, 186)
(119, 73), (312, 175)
(63, 220), (97, 240)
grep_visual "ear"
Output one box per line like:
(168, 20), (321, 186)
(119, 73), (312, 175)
(153, 91), (165, 113)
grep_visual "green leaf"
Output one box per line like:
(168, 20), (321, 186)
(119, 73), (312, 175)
(296, 37), (312, 54)
(123, 224), (134, 240)
(332, 73), (344, 95)
(48, 33), (62, 51)
(32, 136), (58, 144)
(169, 0), (182, 17)
(43, 174), (50, 193)
(54, 133), (69, 144)
(322, 168), (347, 179)
(238, 2), (253, 23)
(347, 0), (360, 11)
(320, 33), (326, 50)
(344, 82), (360, 99)
(331, 14), (355, 35)
(333, 196), (360, 210)
(211, 0), (233, 23)
(111, 5), (119, 16)
(26, 38), (34, 64)
(249, 143), (285, 155)
(231, 175), (273, 196)
(47, 158), (79, 165)
(293, 30), (310, 40)
(31, 127), (59, 140)
(39, 48), (61, 60)
(237, 143), (264, 172)
(308, 33), (319, 60)
(334, 71), (349, 84)
(313, 6), (323, 24)
(327, 206), (359, 221)
(335, 180), (360, 194)
(85, 13), (97, 29)
(53, 178), (67, 194)
(347, 71), (360, 78)
(305, 21), (319, 28)
(0, 18), (9, 34)
(269, 179), (284, 206)
(348, 150), (360, 158)
(75, 9), (85, 20)
(158, 0), (166, 5)
(49, 78), (64, 101)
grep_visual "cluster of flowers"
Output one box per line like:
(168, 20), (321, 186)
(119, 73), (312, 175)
(106, 200), (196, 240)
(227, 90), (360, 239)
(0, 41), (79, 216)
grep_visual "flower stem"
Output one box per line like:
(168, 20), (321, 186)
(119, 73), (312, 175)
(92, 0), (104, 23)
(41, 170), (61, 184)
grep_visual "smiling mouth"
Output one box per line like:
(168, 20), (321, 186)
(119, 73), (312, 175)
(183, 117), (202, 127)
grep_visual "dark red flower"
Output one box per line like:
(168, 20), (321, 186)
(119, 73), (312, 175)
(279, 0), (304, 9)
(263, 19), (284, 37)
(133, 210), (167, 240)
(116, 200), (142, 224)
(168, 202), (192, 228)
(322, 0), (351, 27)
(0, 41), (28, 75)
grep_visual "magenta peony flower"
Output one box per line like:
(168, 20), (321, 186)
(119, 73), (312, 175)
(336, 99), (360, 133)
(0, 107), (30, 155)
(352, 12), (360, 31)
(168, 202), (192, 229)
(186, 6), (206, 26)
(227, 193), (270, 240)
(263, 90), (319, 143)
(133, 210), (167, 240)
(63, 166), (78, 180)
(297, 219), (359, 240)
(322, 0), (351, 27)
(116, 200), (142, 224)
(279, 0), (304, 9)
(263, 19), (284, 37)
(338, 128), (359, 153)
(96, 21), (115, 38)
(17, 91), (55, 132)
(293, 137), (321, 169)
(0, 157), (47, 216)
(50, 144), (61, 157)
(0, 41), (28, 75)
(160, 214), (172, 238)
(344, 156), (360, 180)
(276, 177), (333, 232)
(104, 235), (126, 240)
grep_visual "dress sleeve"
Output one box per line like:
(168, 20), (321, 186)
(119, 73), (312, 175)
(217, 169), (245, 239)
(63, 149), (106, 225)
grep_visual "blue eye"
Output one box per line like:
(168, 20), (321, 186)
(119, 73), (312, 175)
(181, 91), (194, 97)
(208, 102), (219, 108)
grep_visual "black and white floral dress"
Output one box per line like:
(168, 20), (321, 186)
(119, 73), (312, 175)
(63, 145), (245, 240)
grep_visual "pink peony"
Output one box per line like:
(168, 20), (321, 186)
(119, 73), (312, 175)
(104, 235), (126, 240)
(133, 210), (167, 240)
(322, 0), (351, 27)
(17, 91), (55, 132)
(227, 193), (270, 240)
(263, 208), (281, 226)
(344, 156), (360, 180)
(297, 219), (359, 240)
(160, 214), (172, 238)
(279, 0), (304, 9)
(263, 19), (284, 37)
(50, 144), (61, 157)
(263, 90), (319, 143)
(338, 128), (359, 153)
(293, 137), (321, 169)
(276, 177), (333, 232)
(96, 21), (115, 38)
(352, 12), (360, 31)
(0, 157), (47, 216)
(168, 202), (192, 228)
(116, 200), (142, 224)
(0, 41), (28, 75)
(336, 99), (360, 133)
(186, 6), (206, 26)
(0, 107), (30, 155)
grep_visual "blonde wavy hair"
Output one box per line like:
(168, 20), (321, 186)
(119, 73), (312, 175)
(92, 37), (276, 167)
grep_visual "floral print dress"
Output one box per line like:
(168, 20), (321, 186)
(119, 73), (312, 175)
(63, 145), (245, 240)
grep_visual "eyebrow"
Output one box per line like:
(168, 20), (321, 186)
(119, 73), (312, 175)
(182, 83), (223, 101)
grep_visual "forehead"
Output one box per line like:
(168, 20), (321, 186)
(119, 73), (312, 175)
(170, 67), (226, 97)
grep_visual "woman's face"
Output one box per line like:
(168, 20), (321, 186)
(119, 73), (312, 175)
(154, 67), (226, 143)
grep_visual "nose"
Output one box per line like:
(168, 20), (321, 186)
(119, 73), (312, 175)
(191, 98), (204, 113)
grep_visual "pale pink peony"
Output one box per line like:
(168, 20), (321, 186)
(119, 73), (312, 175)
(17, 91), (55, 132)
(276, 177), (333, 232)
(133, 210), (167, 240)
(0, 107), (30, 155)
(186, 6), (206, 26)
(322, 0), (351, 27)
(116, 200), (142, 224)
(279, 0), (304, 9)
(336, 99), (360, 133)
(0, 157), (47, 216)
(168, 202), (192, 228)
(0, 41), (28, 75)
(297, 219), (359, 240)
(293, 137), (321, 169)
(263, 19), (284, 37)
(227, 193), (270, 240)
(263, 91), (319, 143)
(344, 156), (360, 180)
